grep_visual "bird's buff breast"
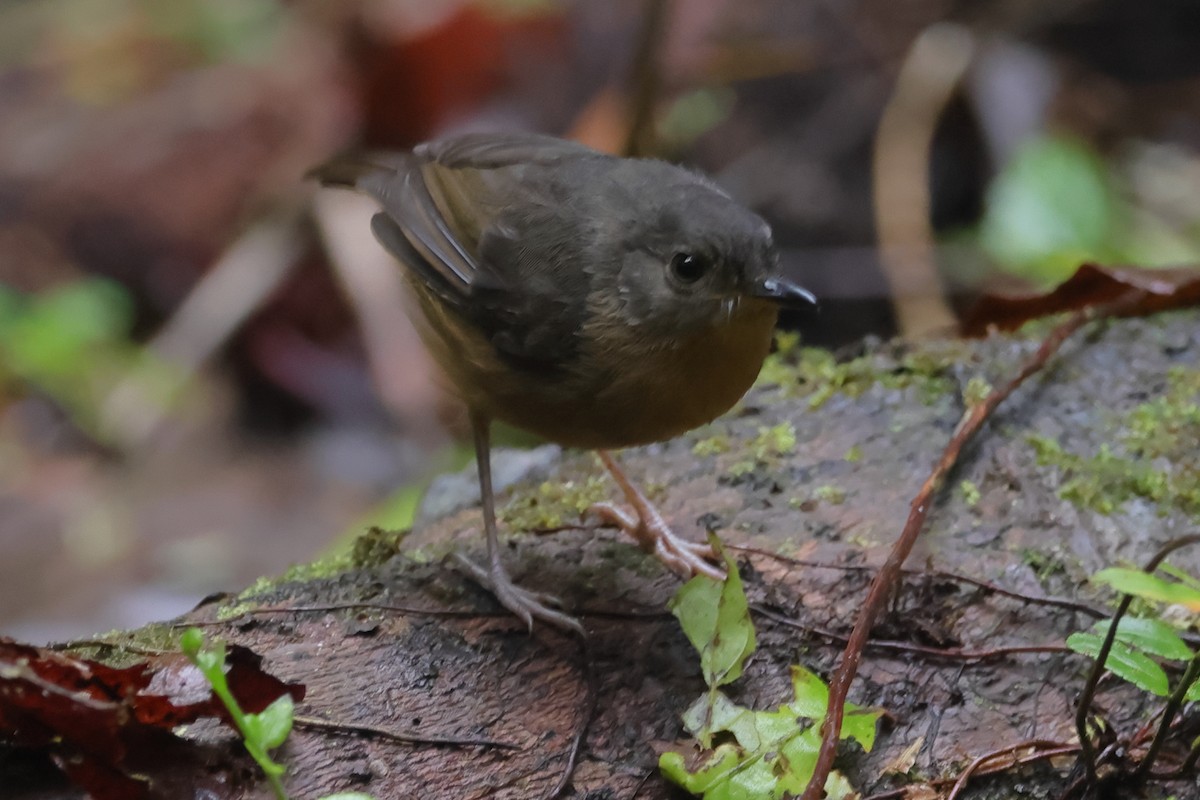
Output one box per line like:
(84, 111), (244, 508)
(413, 290), (779, 449)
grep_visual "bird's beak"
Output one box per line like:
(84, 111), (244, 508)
(751, 276), (818, 308)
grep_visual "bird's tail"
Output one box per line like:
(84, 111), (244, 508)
(305, 152), (411, 188)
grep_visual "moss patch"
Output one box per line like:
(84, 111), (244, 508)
(963, 376), (994, 407)
(350, 525), (408, 568)
(1028, 367), (1200, 517)
(62, 623), (182, 666)
(727, 422), (797, 478)
(692, 434), (733, 457)
(813, 484), (847, 505)
(756, 337), (959, 410)
(500, 475), (610, 531)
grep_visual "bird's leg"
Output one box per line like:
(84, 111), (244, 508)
(588, 450), (725, 581)
(454, 411), (584, 634)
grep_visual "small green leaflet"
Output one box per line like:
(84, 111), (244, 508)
(669, 533), (756, 691)
(1091, 568), (1200, 610)
(1089, 617), (1193, 661)
(661, 665), (879, 800)
(1067, 632), (1170, 697)
(244, 695), (295, 752)
(662, 539), (881, 799)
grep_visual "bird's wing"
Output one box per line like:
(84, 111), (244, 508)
(310, 133), (607, 371)
(417, 132), (601, 168)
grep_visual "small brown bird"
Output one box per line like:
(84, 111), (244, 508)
(310, 132), (814, 632)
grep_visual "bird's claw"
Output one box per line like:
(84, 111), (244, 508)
(586, 502), (725, 581)
(454, 554), (584, 635)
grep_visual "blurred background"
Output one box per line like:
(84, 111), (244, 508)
(2, 0), (1199, 642)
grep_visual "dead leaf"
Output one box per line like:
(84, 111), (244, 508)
(881, 735), (924, 775)
(960, 263), (1200, 336)
(0, 636), (304, 800)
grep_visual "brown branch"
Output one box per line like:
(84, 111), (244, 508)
(623, 0), (671, 157)
(801, 292), (1148, 800)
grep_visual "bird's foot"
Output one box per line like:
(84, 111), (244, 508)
(586, 502), (725, 581)
(454, 554), (584, 635)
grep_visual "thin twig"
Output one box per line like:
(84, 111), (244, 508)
(293, 714), (519, 751)
(623, 0), (671, 157)
(1135, 650), (1200, 781)
(628, 769), (655, 799)
(730, 544), (1108, 619)
(100, 214), (302, 448)
(946, 741), (1081, 800)
(800, 292), (1148, 800)
(175, 602), (510, 627)
(547, 635), (599, 799)
(177, 600), (671, 628)
(1167, 730), (1200, 778)
(752, 604), (1070, 662)
(859, 740), (1080, 800)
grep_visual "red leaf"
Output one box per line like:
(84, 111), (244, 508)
(960, 263), (1200, 336)
(0, 636), (304, 798)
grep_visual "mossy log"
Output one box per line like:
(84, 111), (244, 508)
(9, 310), (1200, 800)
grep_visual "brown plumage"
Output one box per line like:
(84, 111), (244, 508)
(311, 132), (814, 631)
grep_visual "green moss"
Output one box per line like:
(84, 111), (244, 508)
(278, 552), (356, 584)
(500, 475), (610, 531)
(692, 434), (732, 457)
(844, 445), (863, 463)
(216, 602), (255, 621)
(751, 423), (796, 459)
(1021, 547), (1067, 582)
(1125, 367), (1200, 461)
(221, 546), (358, 616)
(959, 479), (981, 507)
(723, 423), (797, 481)
(757, 342), (957, 410)
(813, 485), (846, 505)
(1028, 369), (1200, 519)
(963, 376), (994, 407)
(774, 330), (802, 356)
(64, 623), (181, 666)
(350, 525), (407, 568)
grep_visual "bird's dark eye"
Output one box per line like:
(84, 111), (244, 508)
(669, 252), (710, 283)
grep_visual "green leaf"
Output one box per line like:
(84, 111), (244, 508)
(1184, 672), (1200, 703)
(1092, 568), (1200, 610)
(1067, 632), (1170, 696)
(1091, 617), (1193, 661)
(979, 135), (1123, 285)
(663, 538), (881, 799)
(244, 695), (295, 751)
(663, 665), (881, 799)
(660, 746), (745, 797)
(669, 535), (756, 689)
(1158, 564), (1200, 593)
(179, 627), (205, 658)
(193, 643), (225, 677)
